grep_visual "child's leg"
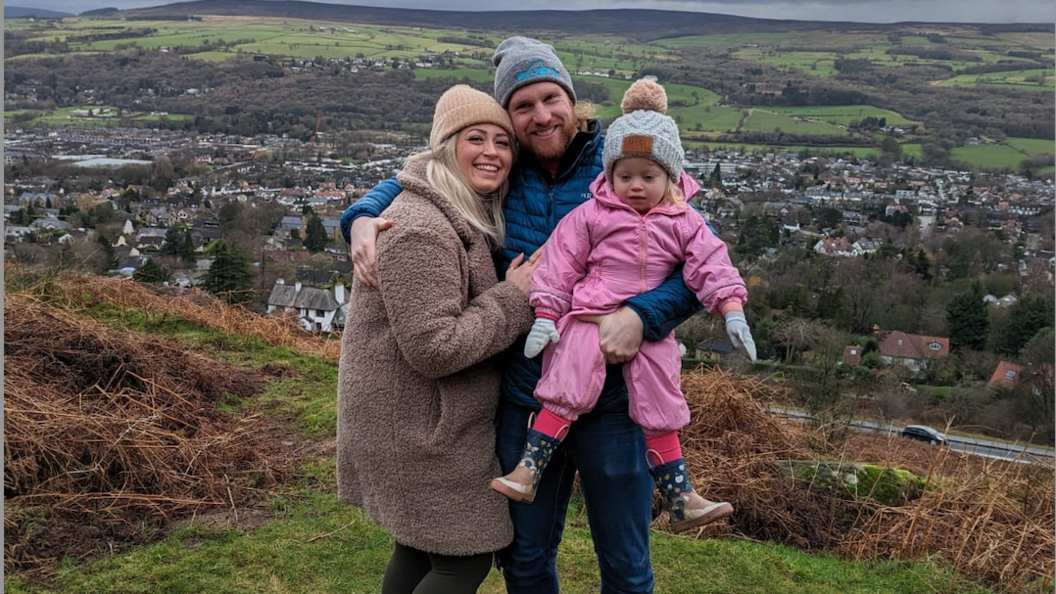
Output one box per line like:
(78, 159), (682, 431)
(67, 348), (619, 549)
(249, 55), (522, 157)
(623, 335), (688, 435)
(625, 337), (733, 532)
(532, 407), (573, 441)
(533, 317), (609, 421)
(643, 430), (684, 467)
(491, 408), (571, 503)
(644, 430), (734, 533)
(493, 317), (609, 504)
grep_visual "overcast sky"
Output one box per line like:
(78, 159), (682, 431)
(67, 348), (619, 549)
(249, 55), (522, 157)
(30, 0), (1056, 24)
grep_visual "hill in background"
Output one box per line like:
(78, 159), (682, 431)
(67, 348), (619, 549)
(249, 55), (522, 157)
(120, 0), (1053, 39)
(5, 5), (75, 18)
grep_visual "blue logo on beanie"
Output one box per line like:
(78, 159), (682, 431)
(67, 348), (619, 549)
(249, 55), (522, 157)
(516, 60), (560, 82)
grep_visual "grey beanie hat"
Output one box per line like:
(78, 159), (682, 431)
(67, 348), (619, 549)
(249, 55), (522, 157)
(603, 78), (684, 182)
(493, 36), (576, 108)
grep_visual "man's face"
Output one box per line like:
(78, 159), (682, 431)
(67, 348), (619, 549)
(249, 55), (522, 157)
(506, 82), (576, 163)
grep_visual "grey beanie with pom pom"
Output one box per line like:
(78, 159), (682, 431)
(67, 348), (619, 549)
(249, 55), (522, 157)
(602, 78), (684, 181)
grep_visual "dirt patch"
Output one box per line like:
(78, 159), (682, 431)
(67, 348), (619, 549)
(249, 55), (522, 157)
(2, 294), (312, 577)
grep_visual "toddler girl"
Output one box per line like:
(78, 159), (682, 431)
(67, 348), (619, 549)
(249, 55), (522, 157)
(490, 78), (756, 533)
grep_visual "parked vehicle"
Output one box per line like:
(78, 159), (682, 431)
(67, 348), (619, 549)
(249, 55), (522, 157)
(901, 424), (946, 445)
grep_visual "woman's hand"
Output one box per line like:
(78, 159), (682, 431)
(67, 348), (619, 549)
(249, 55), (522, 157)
(505, 248), (543, 295)
(349, 216), (393, 288)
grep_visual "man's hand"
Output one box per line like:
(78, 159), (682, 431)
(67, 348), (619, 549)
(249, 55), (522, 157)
(581, 306), (644, 364)
(349, 216), (393, 288)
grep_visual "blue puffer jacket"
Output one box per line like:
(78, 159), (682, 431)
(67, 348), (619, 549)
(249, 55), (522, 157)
(340, 120), (703, 413)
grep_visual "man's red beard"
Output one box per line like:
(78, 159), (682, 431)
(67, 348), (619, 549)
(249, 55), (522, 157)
(525, 117), (578, 162)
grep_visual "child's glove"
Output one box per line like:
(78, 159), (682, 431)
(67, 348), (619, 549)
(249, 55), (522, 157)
(524, 318), (560, 358)
(724, 311), (757, 361)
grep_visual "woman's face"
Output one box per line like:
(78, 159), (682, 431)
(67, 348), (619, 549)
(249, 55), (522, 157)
(455, 123), (513, 194)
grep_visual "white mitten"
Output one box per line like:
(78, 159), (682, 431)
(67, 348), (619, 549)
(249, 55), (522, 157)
(724, 311), (757, 361)
(523, 318), (560, 358)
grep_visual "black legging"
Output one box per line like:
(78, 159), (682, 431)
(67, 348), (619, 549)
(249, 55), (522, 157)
(382, 541), (494, 594)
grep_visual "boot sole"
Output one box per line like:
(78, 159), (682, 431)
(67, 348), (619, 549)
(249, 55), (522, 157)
(490, 478), (536, 504)
(669, 502), (734, 533)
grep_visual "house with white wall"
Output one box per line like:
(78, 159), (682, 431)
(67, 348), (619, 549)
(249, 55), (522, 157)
(266, 278), (348, 332)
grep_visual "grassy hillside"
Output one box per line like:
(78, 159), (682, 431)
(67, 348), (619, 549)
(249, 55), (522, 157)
(4, 265), (1053, 593)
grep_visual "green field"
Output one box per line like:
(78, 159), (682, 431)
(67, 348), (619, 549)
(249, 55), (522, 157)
(6, 105), (189, 127)
(951, 138), (1056, 170)
(413, 66), (493, 83)
(764, 105), (918, 127)
(745, 51), (840, 78)
(939, 68), (1055, 90)
(683, 139), (883, 159)
(900, 143), (924, 161)
(1007, 137), (1056, 156)
(951, 144), (1034, 169)
(671, 106), (745, 134)
(655, 32), (803, 49)
(742, 109), (848, 136)
(47, 17), (516, 62)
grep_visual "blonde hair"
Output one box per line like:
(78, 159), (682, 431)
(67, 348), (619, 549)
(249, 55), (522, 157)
(406, 134), (509, 247)
(574, 100), (597, 131)
(664, 175), (686, 207)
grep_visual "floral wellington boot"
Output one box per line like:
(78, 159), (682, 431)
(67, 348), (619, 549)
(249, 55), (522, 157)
(490, 429), (560, 503)
(651, 458), (734, 533)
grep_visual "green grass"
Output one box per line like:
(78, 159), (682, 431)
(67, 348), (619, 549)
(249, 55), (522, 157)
(764, 105), (918, 127)
(901, 143), (924, 161)
(1007, 137), (1056, 156)
(939, 68), (1054, 90)
(656, 32), (803, 49)
(413, 66), (493, 84)
(3, 487), (996, 594)
(742, 109), (849, 136)
(683, 140), (882, 159)
(950, 143), (1038, 170)
(673, 106), (746, 135)
(9, 104), (190, 127)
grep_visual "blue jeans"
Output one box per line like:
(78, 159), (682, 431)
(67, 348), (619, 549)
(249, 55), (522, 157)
(495, 401), (655, 594)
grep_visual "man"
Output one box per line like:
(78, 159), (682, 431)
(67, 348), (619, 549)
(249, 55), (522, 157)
(340, 36), (708, 594)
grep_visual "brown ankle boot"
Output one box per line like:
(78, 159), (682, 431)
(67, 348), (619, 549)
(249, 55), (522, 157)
(668, 492), (734, 533)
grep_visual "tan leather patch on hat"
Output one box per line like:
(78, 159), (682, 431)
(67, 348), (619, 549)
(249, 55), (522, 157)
(621, 135), (653, 156)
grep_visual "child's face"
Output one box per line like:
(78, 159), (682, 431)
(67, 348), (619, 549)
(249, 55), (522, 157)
(612, 157), (669, 214)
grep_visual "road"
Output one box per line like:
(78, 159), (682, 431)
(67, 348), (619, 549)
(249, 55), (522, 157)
(768, 407), (1056, 466)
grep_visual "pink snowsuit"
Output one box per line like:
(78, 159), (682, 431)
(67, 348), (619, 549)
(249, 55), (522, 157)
(530, 171), (748, 434)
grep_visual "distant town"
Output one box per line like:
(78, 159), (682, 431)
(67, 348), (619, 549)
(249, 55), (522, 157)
(7, 125), (1052, 324)
(6, 123), (1056, 440)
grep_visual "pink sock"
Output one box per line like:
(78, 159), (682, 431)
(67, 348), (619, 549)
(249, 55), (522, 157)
(644, 432), (682, 466)
(533, 408), (572, 440)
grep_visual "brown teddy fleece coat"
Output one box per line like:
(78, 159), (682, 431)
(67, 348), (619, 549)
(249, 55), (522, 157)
(337, 158), (534, 555)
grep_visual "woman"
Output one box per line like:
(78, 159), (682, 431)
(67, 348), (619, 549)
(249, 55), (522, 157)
(336, 85), (538, 594)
